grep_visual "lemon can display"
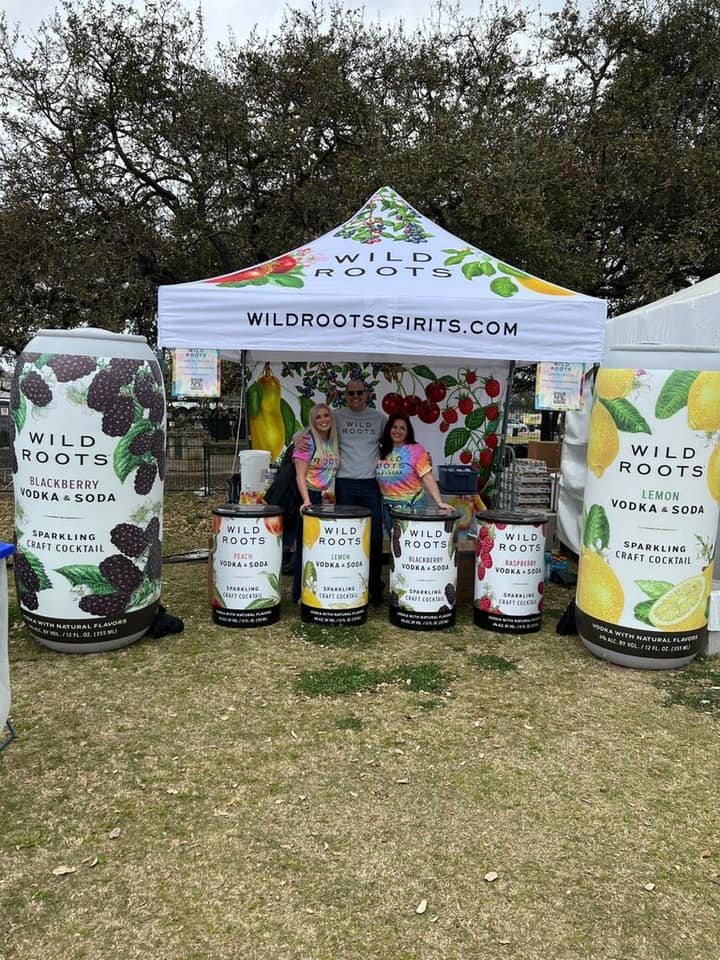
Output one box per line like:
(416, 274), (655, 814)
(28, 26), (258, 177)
(577, 344), (720, 669)
(473, 510), (547, 634)
(388, 506), (461, 630)
(211, 505), (283, 627)
(10, 328), (165, 653)
(300, 506), (370, 625)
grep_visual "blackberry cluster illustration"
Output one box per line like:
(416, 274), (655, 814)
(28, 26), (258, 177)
(46, 355), (97, 382)
(20, 371), (52, 407)
(14, 549), (52, 611)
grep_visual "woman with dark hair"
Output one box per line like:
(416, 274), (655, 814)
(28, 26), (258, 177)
(375, 413), (453, 534)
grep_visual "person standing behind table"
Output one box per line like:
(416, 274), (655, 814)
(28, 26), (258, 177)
(291, 403), (340, 603)
(334, 378), (386, 605)
(376, 413), (454, 534)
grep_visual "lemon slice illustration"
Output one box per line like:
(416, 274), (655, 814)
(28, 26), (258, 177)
(648, 575), (708, 631)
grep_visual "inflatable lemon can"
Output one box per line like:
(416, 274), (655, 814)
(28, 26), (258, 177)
(300, 505), (370, 625)
(577, 345), (720, 668)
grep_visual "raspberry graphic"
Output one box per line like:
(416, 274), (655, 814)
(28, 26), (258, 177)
(145, 517), (160, 544)
(19, 590), (39, 610)
(110, 522), (148, 558)
(102, 394), (134, 437)
(134, 373), (159, 409)
(146, 541), (162, 579)
(108, 357), (141, 385)
(129, 431), (153, 456)
(134, 462), (158, 495)
(20, 371), (52, 407)
(477, 563), (485, 581)
(478, 596), (492, 612)
(46, 354), (97, 382)
(14, 553), (40, 592)
(79, 593), (129, 617)
(156, 449), (166, 481)
(87, 369), (123, 412)
(445, 583), (456, 605)
(100, 554), (143, 594)
(146, 392), (165, 424)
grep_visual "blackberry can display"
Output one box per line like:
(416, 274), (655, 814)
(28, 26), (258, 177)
(388, 506), (461, 630)
(577, 344), (720, 669)
(473, 510), (547, 634)
(10, 329), (165, 653)
(211, 505), (283, 627)
(300, 506), (370, 625)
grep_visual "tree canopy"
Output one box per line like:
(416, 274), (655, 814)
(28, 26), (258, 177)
(1, 0), (719, 357)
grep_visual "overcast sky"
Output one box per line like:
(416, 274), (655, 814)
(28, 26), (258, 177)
(5, 0), (576, 48)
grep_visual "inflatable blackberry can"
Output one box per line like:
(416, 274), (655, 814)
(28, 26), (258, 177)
(10, 328), (165, 652)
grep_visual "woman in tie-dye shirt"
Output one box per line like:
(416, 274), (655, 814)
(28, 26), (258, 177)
(291, 404), (340, 601)
(376, 414), (452, 534)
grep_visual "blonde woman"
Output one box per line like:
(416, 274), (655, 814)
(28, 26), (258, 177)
(292, 403), (340, 601)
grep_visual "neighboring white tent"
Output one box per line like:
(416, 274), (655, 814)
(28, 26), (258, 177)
(158, 186), (606, 365)
(557, 273), (720, 554)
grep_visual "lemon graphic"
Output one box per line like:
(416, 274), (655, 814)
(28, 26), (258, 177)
(303, 516), (321, 549)
(301, 587), (323, 608)
(576, 549), (624, 622)
(361, 520), (371, 559)
(595, 368), (634, 400)
(648, 574), (708, 632)
(707, 444), (720, 501)
(687, 372), (720, 431)
(587, 403), (619, 478)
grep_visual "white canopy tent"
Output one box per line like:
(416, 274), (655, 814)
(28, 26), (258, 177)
(158, 186), (606, 365)
(557, 273), (720, 554)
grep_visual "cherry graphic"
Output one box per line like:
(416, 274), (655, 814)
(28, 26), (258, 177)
(485, 404), (500, 422)
(270, 254), (299, 274)
(403, 394), (422, 416)
(425, 381), (447, 403)
(418, 400), (440, 424)
(459, 450), (472, 464)
(485, 432), (498, 450)
(382, 393), (403, 415)
(484, 378), (501, 398)
(479, 449), (494, 468)
(458, 396), (473, 415)
(442, 407), (458, 424)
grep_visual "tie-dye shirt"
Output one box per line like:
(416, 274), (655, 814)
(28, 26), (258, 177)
(376, 444), (432, 502)
(292, 431), (339, 492)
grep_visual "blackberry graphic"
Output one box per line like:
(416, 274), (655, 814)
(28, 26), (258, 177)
(47, 354), (97, 382)
(14, 553), (40, 592)
(145, 517), (160, 544)
(391, 534), (402, 559)
(20, 371), (52, 407)
(389, 591), (400, 608)
(87, 369), (123, 412)
(444, 518), (455, 534)
(146, 541), (162, 579)
(146, 392), (165, 424)
(147, 430), (165, 458)
(19, 590), (39, 610)
(389, 552), (395, 572)
(102, 394), (134, 437)
(438, 604), (451, 614)
(110, 522), (148, 558)
(445, 583), (456, 606)
(134, 372), (159, 409)
(129, 431), (152, 456)
(156, 448), (166, 481)
(134, 462), (158, 495)
(107, 357), (141, 385)
(79, 593), (129, 617)
(11, 447), (18, 474)
(100, 554), (143, 594)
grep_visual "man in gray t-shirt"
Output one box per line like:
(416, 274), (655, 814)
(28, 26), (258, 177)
(335, 378), (386, 604)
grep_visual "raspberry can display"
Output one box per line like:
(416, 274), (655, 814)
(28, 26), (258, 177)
(388, 506), (461, 630)
(577, 344), (720, 669)
(210, 505), (283, 627)
(473, 510), (547, 634)
(10, 328), (165, 653)
(300, 506), (370, 625)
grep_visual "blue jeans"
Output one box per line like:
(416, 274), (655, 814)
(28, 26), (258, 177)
(292, 489), (323, 603)
(383, 494), (428, 536)
(335, 477), (384, 600)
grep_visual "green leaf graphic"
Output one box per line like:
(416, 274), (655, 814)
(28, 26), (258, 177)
(247, 381), (262, 419)
(489, 276), (518, 298)
(600, 397), (651, 434)
(247, 597), (278, 609)
(56, 565), (115, 594)
(462, 260), (494, 280)
(114, 421), (153, 483)
(267, 572), (281, 594)
(634, 600), (654, 625)
(281, 398), (298, 443)
(496, 263), (529, 278)
(34, 353), (53, 368)
(444, 427), (471, 457)
(213, 587), (226, 608)
(635, 580), (673, 600)
(412, 365), (436, 381)
(465, 408), (486, 430)
(302, 560), (317, 587)
(10, 391), (26, 432)
(655, 371), (699, 419)
(300, 395), (314, 428)
(583, 504), (610, 550)
(440, 375), (458, 387)
(128, 578), (160, 610)
(269, 273), (304, 288)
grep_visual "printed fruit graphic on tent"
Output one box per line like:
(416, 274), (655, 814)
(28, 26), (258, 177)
(687, 371), (720, 431)
(516, 276), (574, 296)
(595, 368), (634, 400)
(576, 548), (624, 622)
(707, 443), (720, 501)
(303, 516), (322, 549)
(247, 363), (284, 459)
(587, 402), (619, 478)
(648, 574), (708, 632)
(209, 255), (298, 285)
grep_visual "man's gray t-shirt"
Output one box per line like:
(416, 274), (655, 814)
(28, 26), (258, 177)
(335, 407), (386, 479)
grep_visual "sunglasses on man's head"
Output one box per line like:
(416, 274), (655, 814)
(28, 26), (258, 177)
(346, 389), (365, 396)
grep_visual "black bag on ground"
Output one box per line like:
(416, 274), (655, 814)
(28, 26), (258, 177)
(264, 443), (301, 517)
(556, 599), (578, 636)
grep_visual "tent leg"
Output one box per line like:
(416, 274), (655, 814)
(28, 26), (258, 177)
(491, 361), (515, 509)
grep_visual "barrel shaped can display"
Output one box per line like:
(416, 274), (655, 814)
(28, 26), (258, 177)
(388, 506), (461, 630)
(10, 328), (165, 653)
(211, 505), (283, 627)
(576, 344), (720, 669)
(300, 506), (370, 625)
(473, 511), (547, 633)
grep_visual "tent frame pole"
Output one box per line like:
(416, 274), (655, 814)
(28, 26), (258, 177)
(491, 360), (515, 509)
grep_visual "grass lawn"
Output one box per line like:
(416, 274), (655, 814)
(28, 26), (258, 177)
(1, 493), (719, 960)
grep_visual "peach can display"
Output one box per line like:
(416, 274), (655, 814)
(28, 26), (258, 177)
(10, 329), (165, 653)
(576, 344), (720, 669)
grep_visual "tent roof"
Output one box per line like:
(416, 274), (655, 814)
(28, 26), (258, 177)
(158, 186), (606, 364)
(605, 272), (720, 355)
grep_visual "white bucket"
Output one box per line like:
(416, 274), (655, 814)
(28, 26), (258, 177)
(239, 450), (271, 492)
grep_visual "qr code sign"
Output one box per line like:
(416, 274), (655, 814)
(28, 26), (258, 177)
(190, 377), (203, 390)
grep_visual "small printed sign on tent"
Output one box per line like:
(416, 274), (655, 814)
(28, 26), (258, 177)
(535, 361), (586, 411)
(171, 348), (220, 398)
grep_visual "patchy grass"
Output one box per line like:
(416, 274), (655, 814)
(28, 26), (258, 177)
(294, 661), (453, 697)
(335, 714), (364, 731)
(290, 620), (377, 648)
(655, 658), (720, 714)
(467, 653), (518, 672)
